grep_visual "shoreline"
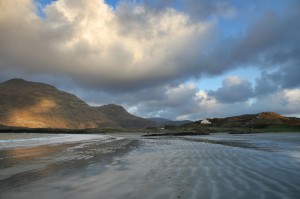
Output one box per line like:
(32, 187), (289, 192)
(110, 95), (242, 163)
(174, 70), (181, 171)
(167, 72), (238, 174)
(1, 125), (300, 135)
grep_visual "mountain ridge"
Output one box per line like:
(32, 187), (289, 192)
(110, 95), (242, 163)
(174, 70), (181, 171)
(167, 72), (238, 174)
(96, 104), (155, 128)
(147, 117), (192, 126)
(0, 78), (155, 129)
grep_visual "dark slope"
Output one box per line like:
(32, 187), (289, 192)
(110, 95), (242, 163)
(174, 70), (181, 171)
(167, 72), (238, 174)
(97, 104), (156, 128)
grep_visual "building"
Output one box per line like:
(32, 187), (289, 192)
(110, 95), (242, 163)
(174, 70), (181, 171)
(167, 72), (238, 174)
(201, 119), (211, 124)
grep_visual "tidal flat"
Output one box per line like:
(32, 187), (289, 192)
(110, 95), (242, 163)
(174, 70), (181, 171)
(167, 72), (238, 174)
(0, 133), (300, 199)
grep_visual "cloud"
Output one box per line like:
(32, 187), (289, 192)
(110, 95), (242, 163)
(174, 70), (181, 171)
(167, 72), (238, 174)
(192, 88), (300, 119)
(128, 83), (199, 118)
(208, 76), (253, 103)
(254, 61), (300, 97)
(1, 0), (298, 91)
(254, 71), (280, 96)
(227, 4), (300, 70)
(184, 0), (237, 20)
(185, 2), (300, 80)
(0, 0), (216, 91)
(252, 89), (300, 115)
(1, 0), (300, 119)
(141, 0), (237, 20)
(67, 82), (200, 120)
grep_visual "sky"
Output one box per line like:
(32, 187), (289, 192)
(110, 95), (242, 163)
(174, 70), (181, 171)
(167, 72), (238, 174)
(0, 0), (300, 120)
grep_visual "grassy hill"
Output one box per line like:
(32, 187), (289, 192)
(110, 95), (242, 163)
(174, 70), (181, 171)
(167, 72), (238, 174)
(170, 112), (300, 133)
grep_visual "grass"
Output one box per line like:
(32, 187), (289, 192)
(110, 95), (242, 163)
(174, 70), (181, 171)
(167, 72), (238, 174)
(163, 124), (300, 134)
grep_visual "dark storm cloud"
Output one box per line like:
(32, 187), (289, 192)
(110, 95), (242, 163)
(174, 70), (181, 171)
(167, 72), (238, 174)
(280, 63), (300, 89)
(228, 9), (300, 67)
(204, 1), (300, 100)
(190, 4), (300, 81)
(254, 71), (280, 96)
(254, 61), (300, 96)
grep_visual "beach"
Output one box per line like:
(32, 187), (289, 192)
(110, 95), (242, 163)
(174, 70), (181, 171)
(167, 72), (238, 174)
(1, 133), (300, 199)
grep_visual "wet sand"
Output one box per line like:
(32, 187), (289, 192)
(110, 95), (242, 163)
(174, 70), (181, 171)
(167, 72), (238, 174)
(1, 133), (300, 199)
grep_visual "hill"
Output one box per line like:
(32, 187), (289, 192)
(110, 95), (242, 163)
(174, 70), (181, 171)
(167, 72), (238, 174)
(0, 79), (155, 129)
(147, 117), (192, 126)
(207, 112), (300, 128)
(97, 104), (155, 128)
(175, 112), (300, 133)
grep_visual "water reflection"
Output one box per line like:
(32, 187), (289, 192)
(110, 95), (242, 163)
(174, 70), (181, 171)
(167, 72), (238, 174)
(1, 144), (69, 160)
(0, 139), (139, 193)
(0, 133), (300, 199)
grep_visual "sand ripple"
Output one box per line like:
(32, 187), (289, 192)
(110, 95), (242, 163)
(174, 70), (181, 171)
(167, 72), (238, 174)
(0, 133), (300, 199)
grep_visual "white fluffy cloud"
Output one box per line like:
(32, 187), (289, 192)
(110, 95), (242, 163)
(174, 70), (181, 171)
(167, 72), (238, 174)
(0, 0), (214, 89)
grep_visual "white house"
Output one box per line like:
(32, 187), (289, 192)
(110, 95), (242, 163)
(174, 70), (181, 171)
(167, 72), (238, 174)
(201, 119), (211, 124)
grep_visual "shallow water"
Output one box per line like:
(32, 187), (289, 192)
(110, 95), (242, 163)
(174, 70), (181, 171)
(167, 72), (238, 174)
(0, 133), (300, 199)
(0, 133), (113, 149)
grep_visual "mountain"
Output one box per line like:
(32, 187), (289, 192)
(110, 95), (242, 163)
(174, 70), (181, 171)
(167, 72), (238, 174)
(97, 104), (156, 128)
(147, 117), (192, 126)
(0, 79), (155, 129)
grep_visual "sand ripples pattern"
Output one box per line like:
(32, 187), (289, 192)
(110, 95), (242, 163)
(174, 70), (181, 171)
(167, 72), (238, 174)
(0, 133), (299, 199)
(122, 137), (300, 199)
